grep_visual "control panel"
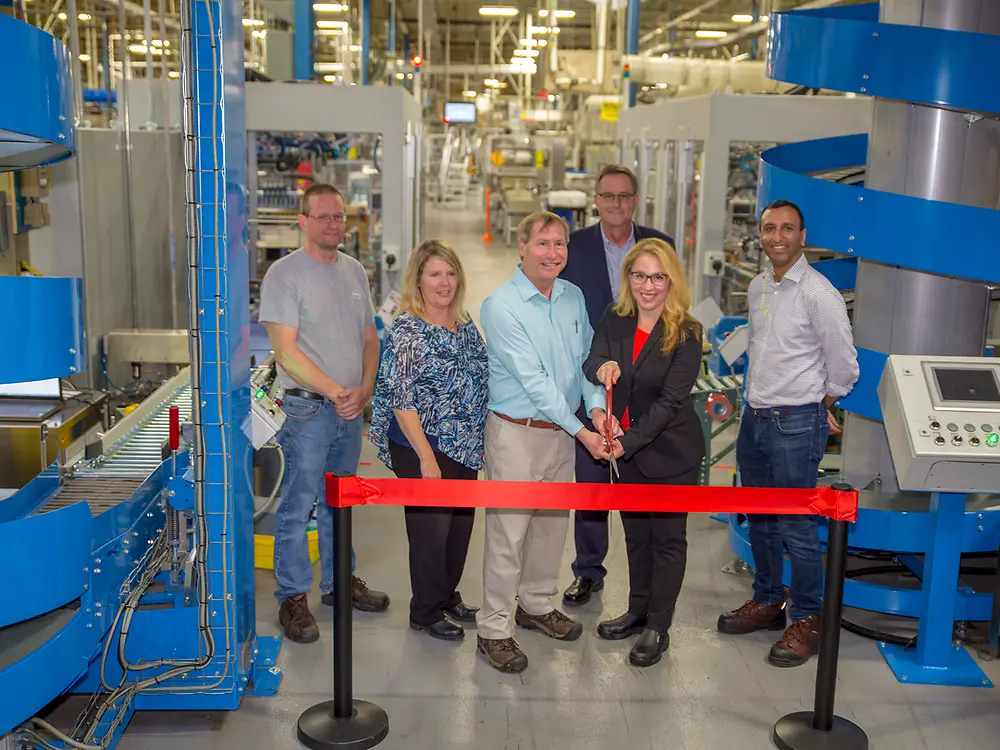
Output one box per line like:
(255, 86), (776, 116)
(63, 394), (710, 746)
(878, 354), (1000, 493)
(242, 358), (287, 450)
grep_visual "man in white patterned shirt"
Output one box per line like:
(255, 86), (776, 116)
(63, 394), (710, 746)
(717, 199), (858, 668)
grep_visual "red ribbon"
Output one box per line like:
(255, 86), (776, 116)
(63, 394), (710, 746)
(326, 474), (858, 522)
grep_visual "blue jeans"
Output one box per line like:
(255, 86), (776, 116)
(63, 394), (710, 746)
(274, 395), (360, 601)
(737, 402), (829, 621)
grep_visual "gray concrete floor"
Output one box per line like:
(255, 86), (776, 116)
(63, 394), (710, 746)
(119, 201), (1000, 749)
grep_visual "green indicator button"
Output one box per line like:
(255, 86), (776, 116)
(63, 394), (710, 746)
(988, 433), (999, 447)
(255, 389), (265, 399)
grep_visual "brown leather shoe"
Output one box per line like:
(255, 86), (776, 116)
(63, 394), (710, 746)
(321, 576), (390, 612)
(279, 594), (320, 644)
(768, 616), (821, 667)
(514, 605), (583, 641)
(717, 600), (787, 635)
(477, 636), (528, 673)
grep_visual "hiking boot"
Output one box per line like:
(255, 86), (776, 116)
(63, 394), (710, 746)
(279, 594), (319, 644)
(321, 576), (390, 612)
(768, 616), (821, 668)
(514, 605), (583, 641)
(717, 600), (787, 635)
(477, 636), (528, 673)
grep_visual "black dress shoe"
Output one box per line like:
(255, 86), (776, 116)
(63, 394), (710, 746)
(628, 628), (669, 667)
(443, 601), (479, 623)
(562, 576), (604, 605)
(597, 612), (648, 641)
(410, 618), (465, 641)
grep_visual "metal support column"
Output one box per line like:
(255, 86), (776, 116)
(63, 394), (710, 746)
(294, 0), (314, 80)
(361, 0), (371, 85)
(625, 0), (639, 107)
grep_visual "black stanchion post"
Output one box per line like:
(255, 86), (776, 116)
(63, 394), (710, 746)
(772, 483), (868, 750)
(298, 474), (389, 750)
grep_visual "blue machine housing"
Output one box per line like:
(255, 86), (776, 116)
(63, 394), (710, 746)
(726, 2), (1000, 688)
(708, 316), (747, 377)
(0, 4), (281, 746)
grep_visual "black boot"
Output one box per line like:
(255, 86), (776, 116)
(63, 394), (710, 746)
(597, 612), (647, 640)
(410, 618), (464, 641)
(628, 628), (669, 667)
(562, 576), (604, 605)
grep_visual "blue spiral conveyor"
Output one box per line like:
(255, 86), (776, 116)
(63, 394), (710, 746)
(730, 1), (1000, 688)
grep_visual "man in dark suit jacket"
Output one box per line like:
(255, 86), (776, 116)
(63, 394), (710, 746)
(559, 164), (673, 605)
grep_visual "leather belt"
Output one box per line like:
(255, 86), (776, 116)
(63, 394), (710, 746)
(492, 412), (562, 432)
(286, 387), (327, 402)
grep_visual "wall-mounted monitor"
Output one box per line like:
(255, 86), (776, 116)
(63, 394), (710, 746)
(444, 101), (477, 124)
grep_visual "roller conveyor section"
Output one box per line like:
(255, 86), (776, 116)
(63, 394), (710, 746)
(693, 374), (743, 394)
(33, 374), (193, 517)
(72, 382), (193, 478)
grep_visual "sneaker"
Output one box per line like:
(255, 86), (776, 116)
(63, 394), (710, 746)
(514, 605), (583, 641)
(477, 636), (528, 673)
(321, 576), (390, 612)
(768, 616), (821, 668)
(717, 600), (786, 635)
(279, 594), (320, 644)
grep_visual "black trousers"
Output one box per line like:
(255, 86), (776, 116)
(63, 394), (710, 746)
(388, 441), (477, 626)
(618, 462), (699, 633)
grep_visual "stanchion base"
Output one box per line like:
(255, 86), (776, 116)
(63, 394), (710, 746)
(297, 700), (389, 750)
(772, 712), (868, 750)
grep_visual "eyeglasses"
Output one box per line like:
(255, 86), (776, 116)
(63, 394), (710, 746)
(629, 271), (669, 287)
(304, 213), (348, 224)
(596, 192), (636, 203)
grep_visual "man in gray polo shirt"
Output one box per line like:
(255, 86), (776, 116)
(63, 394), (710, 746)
(259, 182), (389, 644)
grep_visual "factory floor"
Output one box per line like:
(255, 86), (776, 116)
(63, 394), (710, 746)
(119, 201), (1000, 749)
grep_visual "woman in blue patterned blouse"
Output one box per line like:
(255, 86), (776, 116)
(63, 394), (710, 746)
(369, 240), (490, 641)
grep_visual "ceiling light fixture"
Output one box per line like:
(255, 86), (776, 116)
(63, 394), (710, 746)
(313, 3), (347, 10)
(79, 53), (91, 62)
(242, 18), (264, 27)
(317, 20), (348, 28)
(78, 13), (92, 21)
(57, 12), (67, 20)
(463, 90), (477, 98)
(732, 14), (754, 23)
(537, 9), (575, 18)
(694, 30), (728, 38)
(479, 6), (518, 17)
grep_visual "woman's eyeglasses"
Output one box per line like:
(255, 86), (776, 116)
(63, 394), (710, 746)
(629, 271), (669, 287)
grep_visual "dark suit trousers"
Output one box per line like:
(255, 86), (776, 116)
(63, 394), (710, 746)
(388, 441), (477, 626)
(571, 422), (612, 581)
(618, 463), (699, 632)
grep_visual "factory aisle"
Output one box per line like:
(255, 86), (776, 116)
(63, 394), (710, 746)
(119, 199), (1000, 750)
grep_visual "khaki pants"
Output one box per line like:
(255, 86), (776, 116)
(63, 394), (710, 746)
(476, 413), (576, 639)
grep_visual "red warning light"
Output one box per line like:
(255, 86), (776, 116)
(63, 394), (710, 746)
(411, 55), (423, 69)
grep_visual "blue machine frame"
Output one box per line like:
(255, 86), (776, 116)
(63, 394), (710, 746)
(0, 4), (281, 747)
(725, 2), (1000, 689)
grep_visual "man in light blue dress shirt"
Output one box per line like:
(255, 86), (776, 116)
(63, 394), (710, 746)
(475, 211), (611, 674)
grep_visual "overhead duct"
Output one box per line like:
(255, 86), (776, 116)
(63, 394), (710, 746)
(621, 55), (783, 96)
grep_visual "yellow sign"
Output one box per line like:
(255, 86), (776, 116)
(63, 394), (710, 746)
(600, 101), (620, 122)
(535, 150), (545, 169)
(490, 151), (505, 167)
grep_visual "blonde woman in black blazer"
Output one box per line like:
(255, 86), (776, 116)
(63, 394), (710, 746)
(582, 237), (705, 667)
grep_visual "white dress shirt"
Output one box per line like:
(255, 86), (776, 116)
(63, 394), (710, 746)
(746, 254), (859, 409)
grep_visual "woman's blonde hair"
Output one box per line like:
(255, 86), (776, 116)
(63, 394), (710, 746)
(612, 237), (701, 354)
(398, 239), (470, 323)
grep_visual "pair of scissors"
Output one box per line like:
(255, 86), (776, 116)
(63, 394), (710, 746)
(605, 385), (619, 482)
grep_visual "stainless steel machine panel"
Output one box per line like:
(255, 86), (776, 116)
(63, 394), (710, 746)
(878, 354), (1000, 493)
